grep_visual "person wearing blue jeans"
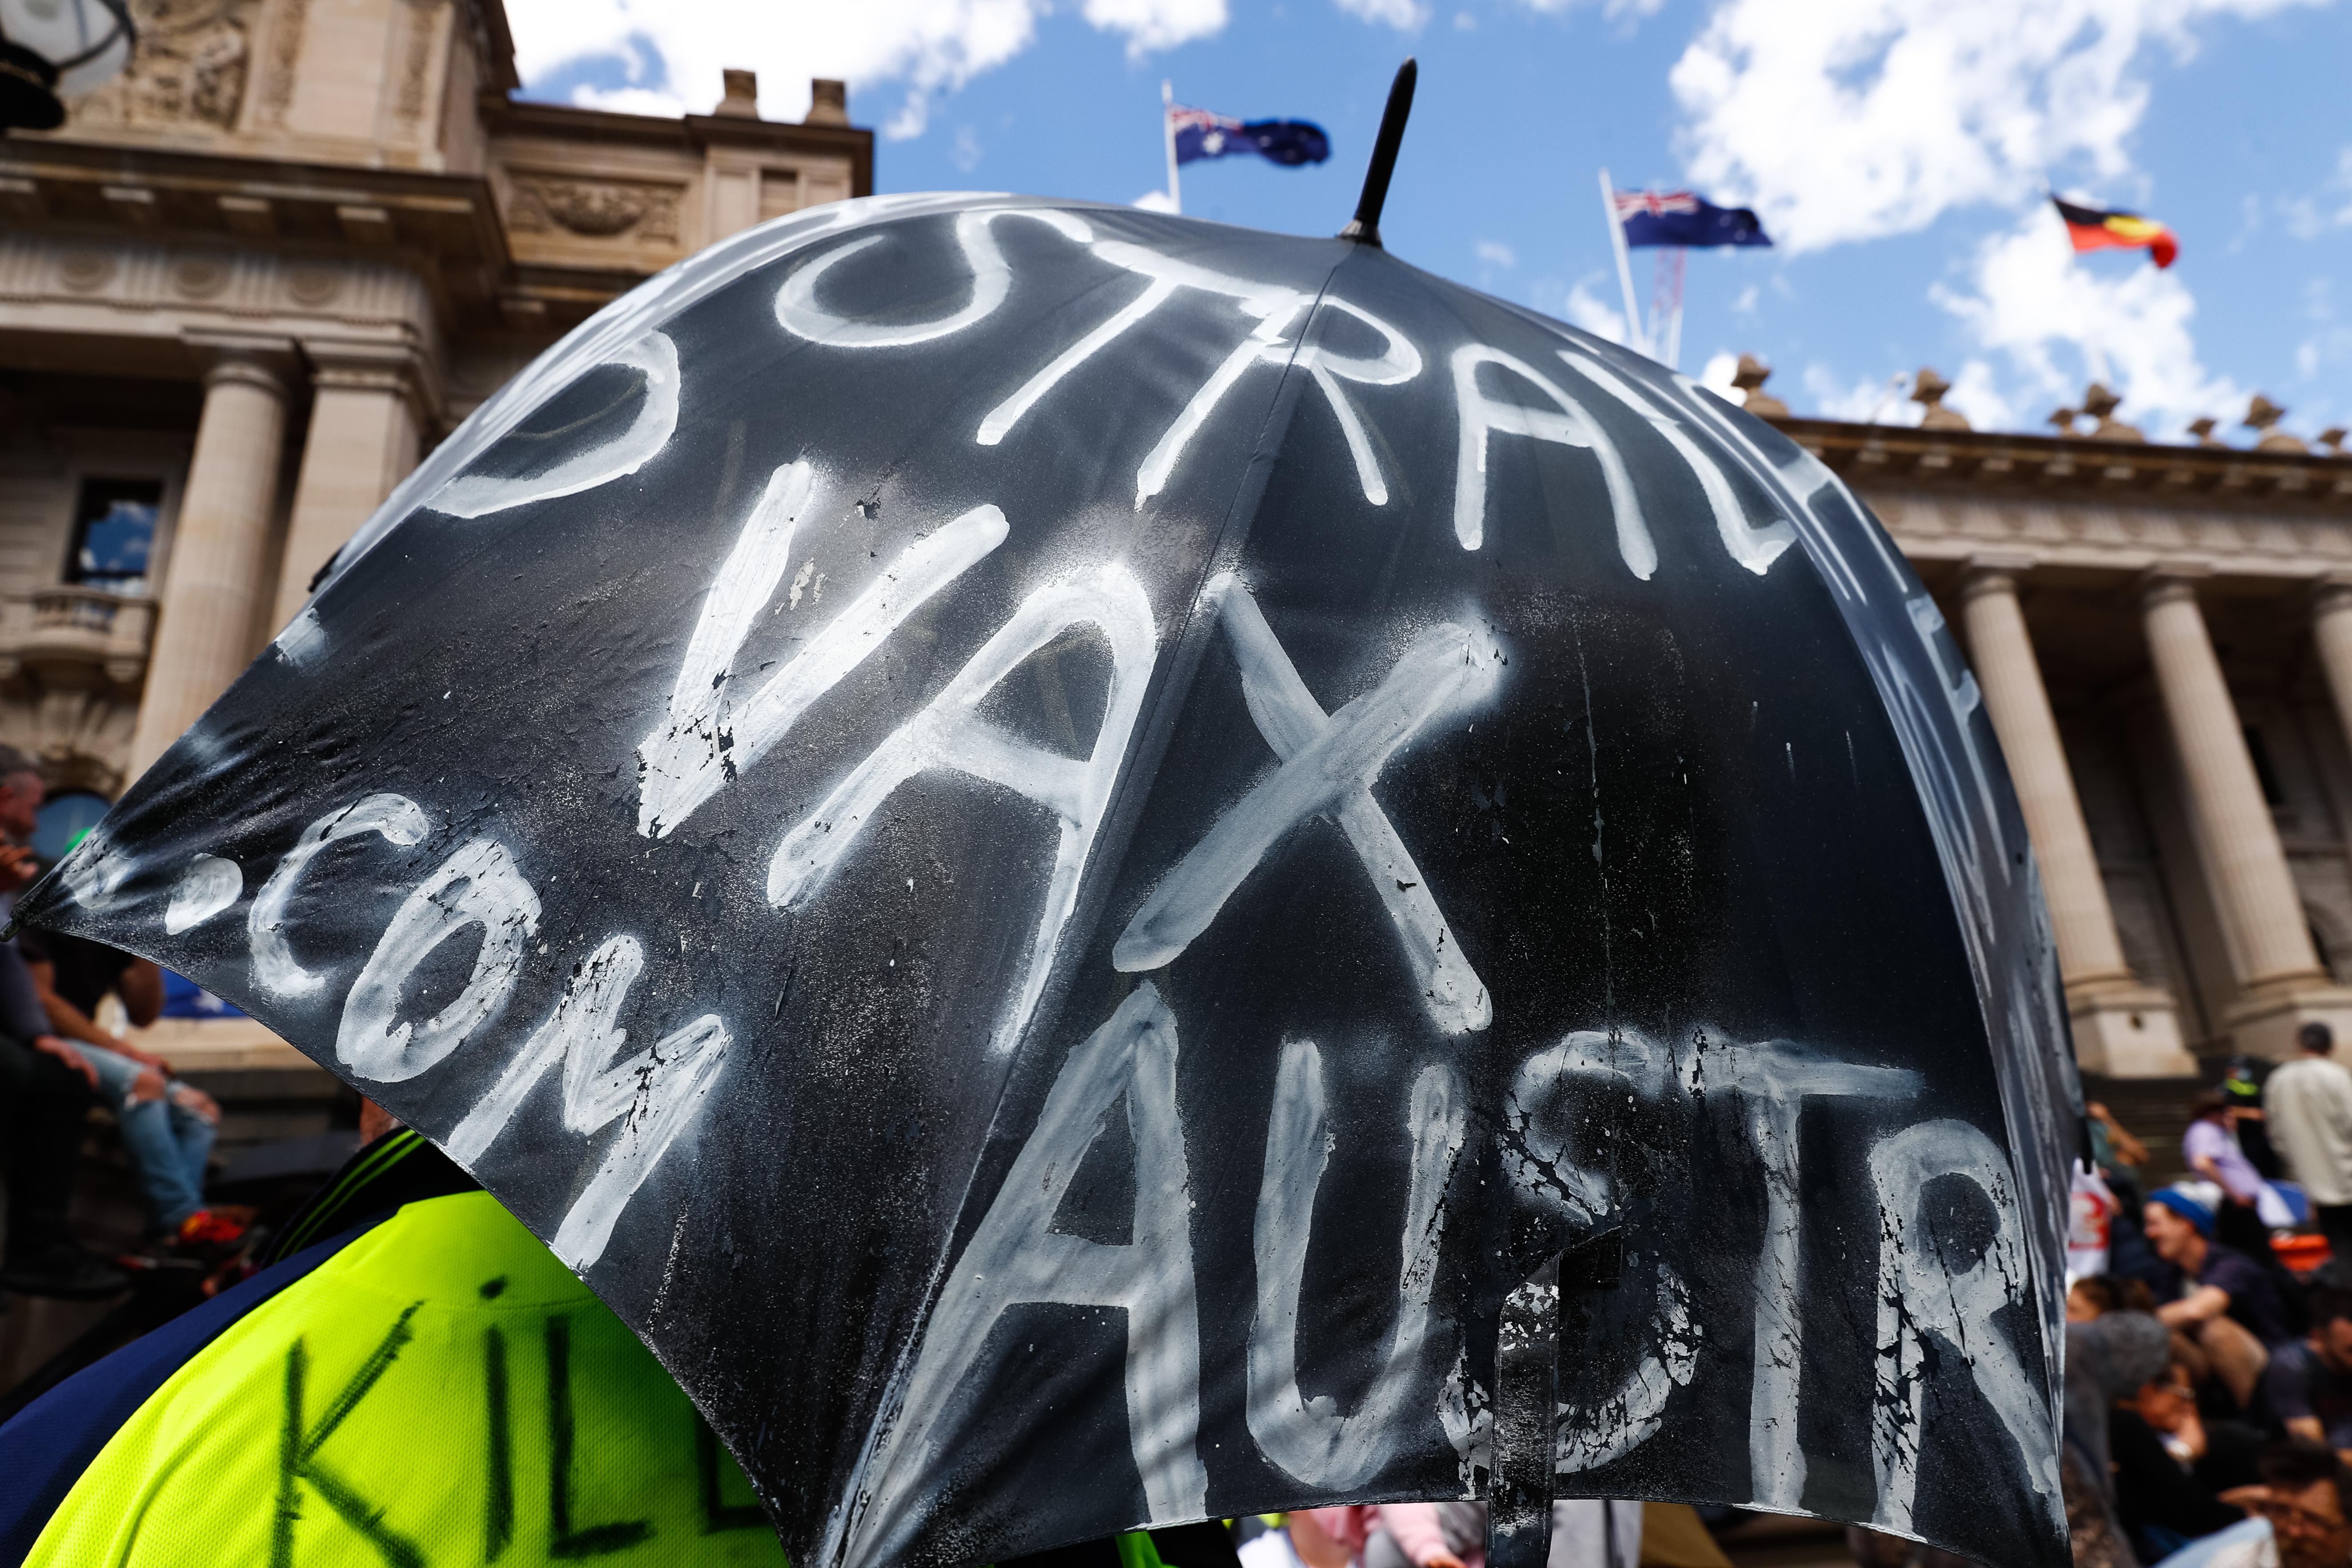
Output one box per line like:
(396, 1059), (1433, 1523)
(71, 1042), (217, 1234)
(16, 921), (239, 1246)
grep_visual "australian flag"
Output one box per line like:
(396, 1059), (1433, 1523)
(1613, 189), (1772, 249)
(1170, 104), (1330, 168)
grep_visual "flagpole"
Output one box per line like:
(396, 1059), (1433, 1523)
(1162, 80), (1182, 215)
(1661, 247), (1686, 371)
(1597, 168), (1646, 356)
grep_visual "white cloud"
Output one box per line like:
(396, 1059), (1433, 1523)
(1940, 359), (2021, 431)
(1730, 282), (1759, 315)
(1084, 0), (1230, 53)
(1669, 0), (2324, 251)
(570, 83), (688, 117)
(1334, 0), (1430, 28)
(951, 124), (984, 172)
(504, 0), (1225, 140)
(1517, 0), (1665, 16)
(1475, 239), (1517, 269)
(1562, 280), (1630, 345)
(1132, 188), (1180, 212)
(1804, 364), (1916, 424)
(2282, 146), (2352, 237)
(1699, 350), (1739, 395)
(1931, 207), (2243, 437)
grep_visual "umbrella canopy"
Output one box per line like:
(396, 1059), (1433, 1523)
(22, 186), (2077, 1567)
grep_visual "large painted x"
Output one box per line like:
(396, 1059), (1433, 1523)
(1113, 575), (1498, 1034)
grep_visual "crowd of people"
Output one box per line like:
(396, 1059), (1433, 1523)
(2057, 1021), (2352, 1568)
(13, 719), (2352, 1564)
(0, 746), (246, 1302)
(1235, 1500), (1699, 1568)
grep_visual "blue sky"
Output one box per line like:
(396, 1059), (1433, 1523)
(511, 0), (2352, 444)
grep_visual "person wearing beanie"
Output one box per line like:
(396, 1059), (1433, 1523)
(2146, 1185), (2292, 1410)
(2268, 1022), (2352, 1267)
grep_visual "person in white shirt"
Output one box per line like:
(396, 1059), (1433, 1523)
(2267, 1024), (2352, 1264)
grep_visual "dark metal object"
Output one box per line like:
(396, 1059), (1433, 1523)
(1338, 58), (1415, 247)
(0, 0), (135, 134)
(21, 190), (2079, 1568)
(0, 43), (63, 132)
(1485, 1230), (1626, 1568)
(1488, 1253), (1561, 1568)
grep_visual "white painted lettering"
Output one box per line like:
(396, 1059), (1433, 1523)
(1868, 1118), (2058, 1537)
(1249, 1041), (1465, 1488)
(1555, 351), (1794, 576)
(775, 208), (1094, 348)
(336, 836), (539, 1083)
(1113, 576), (1496, 1035)
(635, 459), (1007, 837)
(442, 936), (730, 1270)
(1451, 344), (1651, 571)
(1714, 1042), (1921, 1512)
(427, 334), (680, 519)
(251, 794), (432, 998)
(771, 564), (1156, 1058)
(844, 984), (1206, 1568)
(166, 853), (243, 934)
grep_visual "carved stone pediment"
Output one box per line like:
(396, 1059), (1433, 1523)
(505, 174), (683, 244)
(72, 0), (258, 132)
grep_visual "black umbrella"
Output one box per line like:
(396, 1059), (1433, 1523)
(22, 64), (2076, 1568)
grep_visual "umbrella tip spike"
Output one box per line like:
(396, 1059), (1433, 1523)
(1339, 57), (1417, 250)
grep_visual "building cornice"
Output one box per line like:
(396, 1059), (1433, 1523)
(1770, 414), (2352, 514)
(0, 138), (512, 296)
(481, 95), (876, 196)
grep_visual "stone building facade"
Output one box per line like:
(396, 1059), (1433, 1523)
(6, 4), (2352, 1093)
(0, 0), (870, 818)
(1769, 387), (2352, 1077)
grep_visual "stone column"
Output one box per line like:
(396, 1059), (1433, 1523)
(2142, 567), (2352, 1057)
(272, 345), (425, 630)
(1960, 561), (2191, 1074)
(2312, 578), (2352, 770)
(127, 344), (296, 780)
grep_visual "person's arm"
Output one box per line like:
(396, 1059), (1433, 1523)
(24, 958), (167, 1071)
(1375, 1506), (1462, 1568)
(2288, 1416), (2328, 1444)
(1286, 1512), (1356, 1568)
(2160, 1285), (2233, 1328)
(118, 958), (162, 1029)
(29, 1033), (96, 1090)
(2187, 1150), (2252, 1204)
(2091, 1101), (2149, 1165)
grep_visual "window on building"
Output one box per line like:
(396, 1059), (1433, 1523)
(64, 479), (161, 595)
(2245, 726), (2287, 807)
(32, 790), (108, 867)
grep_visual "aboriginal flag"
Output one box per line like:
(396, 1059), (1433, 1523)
(2055, 197), (2178, 268)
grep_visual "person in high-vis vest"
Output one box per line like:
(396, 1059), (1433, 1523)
(0, 1115), (783, 1567)
(0, 1116), (1253, 1568)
